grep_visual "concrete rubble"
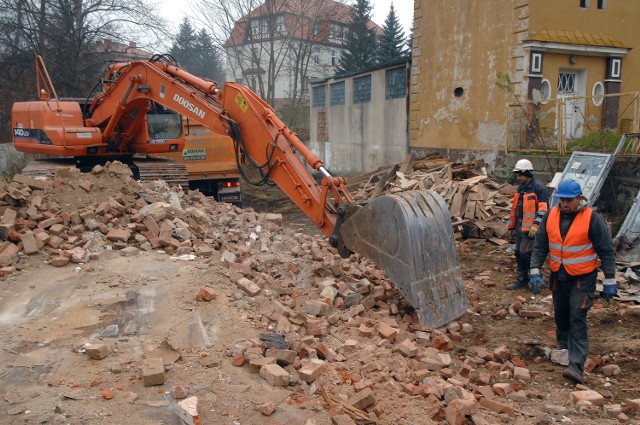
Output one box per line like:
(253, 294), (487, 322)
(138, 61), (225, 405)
(0, 162), (638, 424)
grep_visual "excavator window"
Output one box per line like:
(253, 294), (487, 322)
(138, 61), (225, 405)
(147, 111), (183, 140)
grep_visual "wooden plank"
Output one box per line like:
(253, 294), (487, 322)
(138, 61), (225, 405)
(450, 192), (464, 217)
(464, 200), (477, 220)
(371, 164), (399, 199)
(489, 237), (509, 246)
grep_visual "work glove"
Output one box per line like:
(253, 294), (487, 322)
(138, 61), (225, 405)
(528, 226), (538, 239)
(602, 278), (618, 302)
(530, 268), (543, 294)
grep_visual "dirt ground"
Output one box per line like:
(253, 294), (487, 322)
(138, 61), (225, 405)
(0, 181), (638, 425)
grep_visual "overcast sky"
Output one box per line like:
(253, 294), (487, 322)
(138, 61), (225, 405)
(159, 0), (414, 35)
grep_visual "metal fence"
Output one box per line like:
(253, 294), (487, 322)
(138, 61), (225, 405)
(507, 91), (640, 156)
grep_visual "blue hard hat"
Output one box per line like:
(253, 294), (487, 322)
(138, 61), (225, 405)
(556, 179), (582, 198)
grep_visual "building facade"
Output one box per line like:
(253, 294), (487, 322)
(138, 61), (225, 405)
(224, 0), (381, 102)
(409, 0), (640, 170)
(309, 59), (410, 175)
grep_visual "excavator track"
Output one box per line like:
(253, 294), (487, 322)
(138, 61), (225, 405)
(20, 157), (189, 188)
(131, 157), (189, 188)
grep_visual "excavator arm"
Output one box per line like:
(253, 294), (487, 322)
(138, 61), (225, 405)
(12, 56), (468, 328)
(89, 59), (348, 240)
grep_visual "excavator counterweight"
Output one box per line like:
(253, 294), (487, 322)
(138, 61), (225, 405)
(11, 55), (468, 328)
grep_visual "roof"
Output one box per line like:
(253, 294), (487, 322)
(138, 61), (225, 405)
(310, 57), (411, 85)
(528, 30), (629, 49)
(225, 0), (382, 47)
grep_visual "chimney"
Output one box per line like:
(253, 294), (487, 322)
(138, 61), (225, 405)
(128, 41), (137, 49)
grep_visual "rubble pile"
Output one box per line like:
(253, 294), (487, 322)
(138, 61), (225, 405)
(0, 162), (638, 424)
(0, 162), (291, 274)
(347, 152), (516, 242)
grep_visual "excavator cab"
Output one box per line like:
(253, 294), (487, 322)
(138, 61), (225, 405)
(147, 109), (183, 141)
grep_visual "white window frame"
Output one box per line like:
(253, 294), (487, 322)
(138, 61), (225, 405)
(540, 79), (552, 104)
(592, 82), (605, 106)
(531, 52), (542, 73)
(611, 58), (621, 78)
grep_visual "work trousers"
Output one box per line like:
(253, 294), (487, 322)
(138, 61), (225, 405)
(514, 218), (534, 285)
(552, 279), (594, 374)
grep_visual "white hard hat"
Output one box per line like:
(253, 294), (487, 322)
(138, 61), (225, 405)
(513, 159), (534, 172)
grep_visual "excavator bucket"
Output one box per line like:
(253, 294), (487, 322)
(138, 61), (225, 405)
(340, 190), (468, 328)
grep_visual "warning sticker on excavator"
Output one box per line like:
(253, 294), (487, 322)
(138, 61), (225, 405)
(183, 148), (206, 161)
(235, 93), (249, 113)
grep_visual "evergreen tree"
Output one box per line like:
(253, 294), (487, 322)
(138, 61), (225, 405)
(377, 3), (408, 63)
(194, 28), (225, 83)
(338, 0), (378, 73)
(170, 17), (199, 71)
(171, 18), (225, 83)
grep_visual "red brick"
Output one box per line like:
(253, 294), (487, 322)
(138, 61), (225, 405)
(261, 401), (276, 416)
(513, 367), (531, 382)
(142, 357), (165, 386)
(377, 322), (398, 341)
(433, 334), (453, 351)
(198, 287), (216, 302)
(260, 364), (290, 387)
(394, 339), (418, 358)
(445, 399), (477, 425)
(106, 229), (131, 242)
(348, 387), (375, 410)
(298, 359), (326, 383)
(492, 383), (512, 397)
(571, 390), (605, 406)
(85, 344), (109, 360)
(173, 385), (188, 399)
(305, 300), (331, 316)
(479, 398), (514, 416)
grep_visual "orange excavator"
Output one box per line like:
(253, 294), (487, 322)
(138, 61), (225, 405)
(11, 55), (467, 328)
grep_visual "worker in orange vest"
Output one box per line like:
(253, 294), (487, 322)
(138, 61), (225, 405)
(529, 179), (617, 384)
(507, 159), (549, 290)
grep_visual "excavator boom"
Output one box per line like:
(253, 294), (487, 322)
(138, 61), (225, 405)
(11, 56), (467, 327)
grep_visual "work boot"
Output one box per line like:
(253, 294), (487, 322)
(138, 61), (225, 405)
(562, 367), (584, 384)
(507, 281), (528, 290)
(507, 269), (529, 290)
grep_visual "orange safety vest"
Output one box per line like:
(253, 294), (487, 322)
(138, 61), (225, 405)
(508, 192), (548, 231)
(546, 207), (598, 276)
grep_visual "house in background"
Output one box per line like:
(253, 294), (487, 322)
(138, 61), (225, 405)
(224, 0), (381, 103)
(409, 0), (640, 170)
(309, 59), (410, 175)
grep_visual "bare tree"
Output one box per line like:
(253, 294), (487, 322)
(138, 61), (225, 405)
(192, 0), (348, 131)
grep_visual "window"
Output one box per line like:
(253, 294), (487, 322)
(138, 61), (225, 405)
(386, 67), (407, 99)
(331, 50), (337, 66)
(329, 24), (347, 45)
(579, 0), (589, 8)
(330, 82), (345, 105)
(540, 79), (551, 103)
(311, 22), (320, 36)
(592, 82), (604, 106)
(597, 0), (606, 9)
(276, 16), (287, 36)
(530, 52), (542, 73)
(312, 85), (326, 107)
(558, 73), (576, 94)
(353, 75), (371, 103)
(610, 58), (621, 78)
(312, 47), (320, 64)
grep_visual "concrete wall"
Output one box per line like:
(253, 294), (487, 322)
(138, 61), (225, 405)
(0, 143), (33, 177)
(309, 64), (409, 175)
(409, 0), (515, 171)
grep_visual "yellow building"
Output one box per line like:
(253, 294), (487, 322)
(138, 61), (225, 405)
(410, 0), (638, 167)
